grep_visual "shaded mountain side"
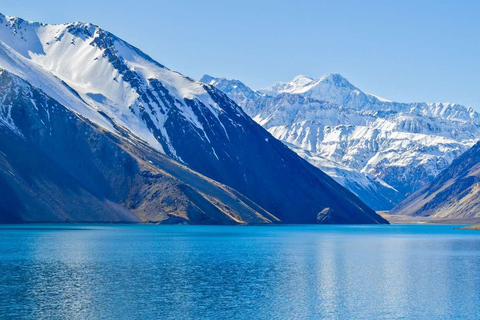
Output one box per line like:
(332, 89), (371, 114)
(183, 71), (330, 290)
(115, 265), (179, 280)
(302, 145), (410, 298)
(0, 126), (137, 223)
(170, 88), (388, 224)
(0, 13), (387, 224)
(392, 142), (480, 222)
(0, 70), (277, 224)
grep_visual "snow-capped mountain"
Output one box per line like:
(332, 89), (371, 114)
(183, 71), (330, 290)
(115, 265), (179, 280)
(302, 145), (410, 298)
(0, 13), (387, 224)
(202, 73), (480, 210)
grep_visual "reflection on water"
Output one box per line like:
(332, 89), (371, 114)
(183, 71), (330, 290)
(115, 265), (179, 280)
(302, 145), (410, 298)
(1, 225), (480, 319)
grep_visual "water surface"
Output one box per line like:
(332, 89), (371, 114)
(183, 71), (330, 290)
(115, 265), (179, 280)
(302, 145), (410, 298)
(1, 224), (479, 319)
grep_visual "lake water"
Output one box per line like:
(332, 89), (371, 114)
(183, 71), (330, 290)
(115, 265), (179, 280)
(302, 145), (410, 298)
(0, 224), (479, 319)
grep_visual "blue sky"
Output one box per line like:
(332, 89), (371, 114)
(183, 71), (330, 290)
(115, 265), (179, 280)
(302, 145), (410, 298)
(3, 0), (480, 108)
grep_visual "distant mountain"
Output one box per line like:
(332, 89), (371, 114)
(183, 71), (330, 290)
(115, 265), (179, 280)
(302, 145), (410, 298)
(202, 74), (479, 210)
(0, 13), (386, 224)
(392, 142), (480, 222)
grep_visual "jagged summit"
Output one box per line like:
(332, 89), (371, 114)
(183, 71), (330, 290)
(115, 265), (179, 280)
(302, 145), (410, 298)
(0, 12), (99, 29)
(0, 12), (103, 36)
(314, 73), (357, 89)
(0, 12), (167, 68)
(200, 74), (217, 83)
(0, 12), (41, 27)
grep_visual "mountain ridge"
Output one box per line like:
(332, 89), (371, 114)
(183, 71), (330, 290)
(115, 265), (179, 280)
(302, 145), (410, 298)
(0, 69), (279, 224)
(202, 74), (479, 210)
(391, 141), (480, 222)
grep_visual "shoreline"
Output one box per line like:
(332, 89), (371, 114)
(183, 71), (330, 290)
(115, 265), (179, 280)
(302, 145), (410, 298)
(455, 224), (480, 230)
(379, 213), (480, 226)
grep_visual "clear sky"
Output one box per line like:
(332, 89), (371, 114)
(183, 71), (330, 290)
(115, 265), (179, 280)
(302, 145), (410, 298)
(2, 0), (480, 109)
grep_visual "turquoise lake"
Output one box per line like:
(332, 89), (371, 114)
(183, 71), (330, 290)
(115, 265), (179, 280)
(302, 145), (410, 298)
(0, 224), (479, 319)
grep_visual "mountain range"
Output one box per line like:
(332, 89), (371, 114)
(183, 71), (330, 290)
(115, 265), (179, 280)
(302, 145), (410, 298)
(0, 13), (386, 224)
(202, 74), (480, 210)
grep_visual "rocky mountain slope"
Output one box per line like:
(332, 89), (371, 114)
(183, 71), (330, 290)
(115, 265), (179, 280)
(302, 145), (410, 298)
(392, 142), (480, 222)
(0, 69), (279, 224)
(0, 13), (386, 224)
(202, 74), (480, 210)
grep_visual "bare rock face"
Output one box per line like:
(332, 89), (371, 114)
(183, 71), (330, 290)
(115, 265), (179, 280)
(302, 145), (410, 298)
(0, 70), (276, 224)
(392, 142), (480, 223)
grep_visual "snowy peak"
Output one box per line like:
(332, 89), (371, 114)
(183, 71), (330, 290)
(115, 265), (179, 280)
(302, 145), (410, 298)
(0, 12), (41, 29)
(292, 74), (314, 84)
(260, 73), (358, 99)
(200, 74), (216, 84)
(200, 74), (264, 115)
(297, 73), (357, 94)
(259, 73), (479, 122)
(281, 74), (315, 91)
(200, 74), (258, 97)
(0, 13), (248, 157)
(311, 73), (357, 91)
(258, 73), (384, 110)
(260, 75), (313, 96)
(206, 72), (480, 210)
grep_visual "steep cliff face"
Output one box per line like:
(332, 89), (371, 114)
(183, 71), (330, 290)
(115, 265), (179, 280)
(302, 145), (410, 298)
(392, 142), (480, 222)
(0, 13), (387, 224)
(0, 70), (278, 224)
(203, 74), (478, 210)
